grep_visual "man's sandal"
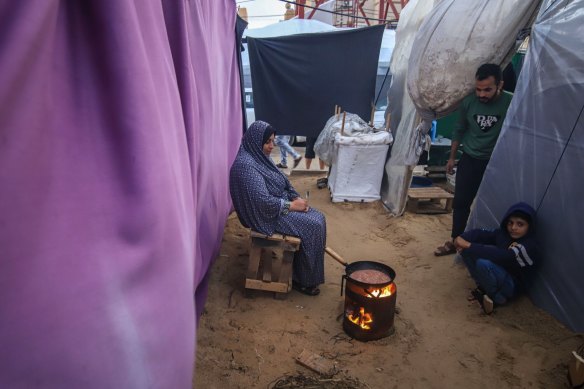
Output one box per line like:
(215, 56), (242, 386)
(434, 241), (456, 256)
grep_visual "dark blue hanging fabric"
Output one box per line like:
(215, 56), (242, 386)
(247, 25), (385, 137)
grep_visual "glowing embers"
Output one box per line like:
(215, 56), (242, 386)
(341, 262), (397, 341)
(365, 283), (396, 298)
(347, 306), (373, 330)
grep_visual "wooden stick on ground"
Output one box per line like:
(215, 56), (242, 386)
(370, 103), (376, 127)
(296, 349), (336, 376)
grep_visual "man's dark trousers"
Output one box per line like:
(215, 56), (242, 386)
(451, 153), (489, 239)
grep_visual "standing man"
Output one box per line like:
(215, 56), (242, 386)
(435, 63), (513, 256)
(304, 137), (326, 170)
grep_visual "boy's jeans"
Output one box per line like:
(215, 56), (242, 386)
(462, 255), (515, 304)
(274, 135), (300, 166)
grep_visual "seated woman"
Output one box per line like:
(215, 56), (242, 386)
(229, 121), (326, 296)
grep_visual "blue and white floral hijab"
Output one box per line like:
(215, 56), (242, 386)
(229, 121), (299, 235)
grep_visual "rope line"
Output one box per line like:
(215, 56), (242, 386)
(536, 102), (584, 212)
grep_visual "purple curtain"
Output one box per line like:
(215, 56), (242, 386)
(0, 1), (242, 387)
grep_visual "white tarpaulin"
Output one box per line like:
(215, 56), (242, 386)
(468, 0), (584, 332)
(380, 0), (436, 215)
(243, 19), (337, 38)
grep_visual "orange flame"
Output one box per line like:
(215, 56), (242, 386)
(366, 283), (396, 298)
(348, 307), (373, 330)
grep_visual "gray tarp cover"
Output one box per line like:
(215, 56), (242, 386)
(247, 25), (384, 137)
(468, 0), (584, 331)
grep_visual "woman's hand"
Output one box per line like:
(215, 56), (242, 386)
(290, 198), (309, 212)
(454, 236), (471, 252)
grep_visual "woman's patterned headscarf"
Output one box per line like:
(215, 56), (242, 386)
(229, 121), (297, 235)
(241, 120), (279, 174)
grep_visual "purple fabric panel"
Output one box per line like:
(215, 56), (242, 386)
(0, 1), (241, 388)
(160, 0), (243, 319)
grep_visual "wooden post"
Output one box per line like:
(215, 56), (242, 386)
(341, 111), (346, 136)
(370, 103), (376, 127)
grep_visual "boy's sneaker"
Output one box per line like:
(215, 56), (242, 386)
(468, 288), (484, 302)
(468, 288), (494, 314)
(276, 163), (288, 169)
(481, 294), (494, 315)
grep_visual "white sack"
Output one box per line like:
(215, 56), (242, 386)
(334, 131), (391, 145)
(315, 113), (389, 166)
(407, 0), (541, 119)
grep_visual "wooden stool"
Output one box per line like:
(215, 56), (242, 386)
(245, 230), (301, 298)
(407, 186), (454, 214)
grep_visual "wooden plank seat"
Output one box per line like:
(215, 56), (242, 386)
(407, 186), (454, 214)
(245, 230), (301, 298)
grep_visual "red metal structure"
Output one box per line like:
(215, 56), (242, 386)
(295, 0), (408, 27)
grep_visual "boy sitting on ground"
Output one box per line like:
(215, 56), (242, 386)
(454, 202), (537, 314)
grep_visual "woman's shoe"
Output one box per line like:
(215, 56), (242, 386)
(292, 281), (320, 296)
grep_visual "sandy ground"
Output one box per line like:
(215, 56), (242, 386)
(194, 172), (581, 389)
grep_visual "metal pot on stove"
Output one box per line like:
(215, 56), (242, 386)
(325, 247), (397, 341)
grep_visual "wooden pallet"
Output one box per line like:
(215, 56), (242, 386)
(245, 231), (301, 298)
(407, 186), (454, 214)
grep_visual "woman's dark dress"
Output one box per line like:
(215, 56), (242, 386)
(229, 121), (326, 287)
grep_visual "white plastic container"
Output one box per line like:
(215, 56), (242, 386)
(328, 132), (391, 202)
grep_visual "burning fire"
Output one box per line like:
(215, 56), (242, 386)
(366, 283), (396, 298)
(348, 307), (373, 330)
